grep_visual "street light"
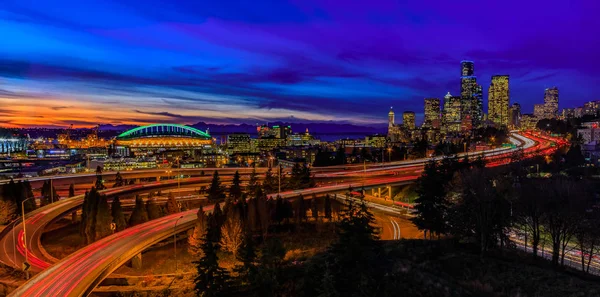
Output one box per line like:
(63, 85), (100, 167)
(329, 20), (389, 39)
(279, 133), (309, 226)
(174, 215), (184, 273)
(21, 196), (35, 280)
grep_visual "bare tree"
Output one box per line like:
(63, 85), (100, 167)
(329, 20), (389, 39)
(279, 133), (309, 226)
(540, 178), (591, 267)
(448, 168), (512, 255)
(574, 208), (600, 272)
(515, 179), (545, 259)
(257, 195), (271, 238)
(220, 208), (244, 256)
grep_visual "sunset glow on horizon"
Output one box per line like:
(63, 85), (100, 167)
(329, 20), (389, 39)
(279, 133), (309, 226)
(1, 0), (599, 128)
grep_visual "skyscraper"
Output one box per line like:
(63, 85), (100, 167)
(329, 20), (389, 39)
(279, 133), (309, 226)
(403, 111), (416, 130)
(510, 103), (521, 128)
(488, 75), (510, 127)
(473, 84), (483, 127)
(424, 98), (441, 128)
(443, 93), (462, 133)
(387, 107), (402, 142)
(460, 61), (483, 128)
(543, 87), (559, 119)
(534, 104), (545, 119)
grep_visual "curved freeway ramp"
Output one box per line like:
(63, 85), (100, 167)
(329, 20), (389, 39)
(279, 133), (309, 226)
(0, 176), (224, 272)
(8, 177), (418, 297)
(6, 132), (557, 296)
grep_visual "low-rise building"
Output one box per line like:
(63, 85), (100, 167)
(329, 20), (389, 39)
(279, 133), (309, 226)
(365, 134), (387, 148)
(226, 133), (254, 154)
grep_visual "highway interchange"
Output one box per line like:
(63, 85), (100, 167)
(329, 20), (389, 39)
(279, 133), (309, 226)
(4, 131), (564, 296)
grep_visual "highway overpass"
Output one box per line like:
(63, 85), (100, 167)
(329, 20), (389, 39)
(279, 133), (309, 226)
(6, 132), (562, 296)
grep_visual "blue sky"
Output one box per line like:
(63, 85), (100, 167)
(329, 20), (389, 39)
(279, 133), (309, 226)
(1, 0), (599, 127)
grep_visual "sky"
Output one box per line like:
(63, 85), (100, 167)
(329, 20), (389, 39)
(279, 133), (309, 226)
(1, 0), (599, 128)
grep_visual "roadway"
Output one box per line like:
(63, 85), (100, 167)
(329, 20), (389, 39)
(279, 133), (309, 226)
(6, 132), (560, 296)
(0, 133), (527, 188)
(0, 132), (535, 271)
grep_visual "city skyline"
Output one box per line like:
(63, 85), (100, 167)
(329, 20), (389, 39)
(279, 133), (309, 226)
(1, 0), (599, 128)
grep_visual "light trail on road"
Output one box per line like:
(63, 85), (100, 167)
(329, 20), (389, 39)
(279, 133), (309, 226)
(5, 132), (561, 297)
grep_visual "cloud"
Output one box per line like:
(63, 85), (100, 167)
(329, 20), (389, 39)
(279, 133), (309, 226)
(51, 105), (73, 110)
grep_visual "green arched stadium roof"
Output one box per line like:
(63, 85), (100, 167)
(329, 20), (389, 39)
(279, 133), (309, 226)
(116, 124), (211, 139)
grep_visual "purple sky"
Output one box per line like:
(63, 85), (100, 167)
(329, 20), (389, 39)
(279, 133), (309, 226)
(0, 0), (599, 127)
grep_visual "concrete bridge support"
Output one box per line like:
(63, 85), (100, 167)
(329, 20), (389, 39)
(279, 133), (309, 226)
(131, 253), (142, 270)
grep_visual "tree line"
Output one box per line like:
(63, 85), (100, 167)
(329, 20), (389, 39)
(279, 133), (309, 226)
(411, 145), (600, 271)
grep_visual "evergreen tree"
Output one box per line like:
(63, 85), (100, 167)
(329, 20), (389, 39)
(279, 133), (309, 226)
(273, 195), (284, 225)
(207, 171), (225, 202)
(40, 180), (59, 206)
(166, 192), (179, 214)
(256, 238), (286, 297)
(213, 203), (224, 228)
(81, 188), (100, 244)
(194, 213), (231, 297)
(360, 147), (372, 162)
(335, 146), (346, 165)
(313, 149), (333, 167)
(80, 190), (90, 239)
(263, 167), (277, 194)
(234, 232), (258, 288)
(411, 159), (450, 239)
(323, 200), (383, 297)
(94, 193), (113, 240)
(246, 167), (259, 196)
(111, 196), (127, 231)
(68, 183), (75, 198)
(229, 171), (242, 201)
(129, 195), (149, 226)
(289, 163), (303, 190)
(324, 194), (332, 221)
(95, 166), (106, 190)
(294, 194), (307, 223)
(22, 180), (36, 213)
(189, 207), (208, 256)
(256, 195), (271, 237)
(289, 163), (314, 190)
(300, 164), (315, 189)
(146, 197), (162, 220)
(113, 171), (124, 188)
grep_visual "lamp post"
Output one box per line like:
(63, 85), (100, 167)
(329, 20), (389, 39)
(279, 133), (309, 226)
(174, 215), (184, 272)
(50, 178), (53, 204)
(278, 163), (282, 196)
(21, 196), (35, 280)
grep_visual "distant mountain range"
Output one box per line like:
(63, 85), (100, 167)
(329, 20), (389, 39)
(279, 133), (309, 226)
(98, 122), (387, 135)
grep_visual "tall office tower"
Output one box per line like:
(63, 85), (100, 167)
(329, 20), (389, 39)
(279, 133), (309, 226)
(460, 61), (483, 128)
(487, 75), (510, 127)
(403, 111), (416, 130)
(388, 107), (395, 126)
(533, 104), (545, 119)
(424, 98), (441, 128)
(543, 87), (559, 119)
(510, 103), (521, 128)
(443, 92), (462, 133)
(272, 125), (292, 139)
(461, 60), (474, 76)
(473, 84), (483, 127)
